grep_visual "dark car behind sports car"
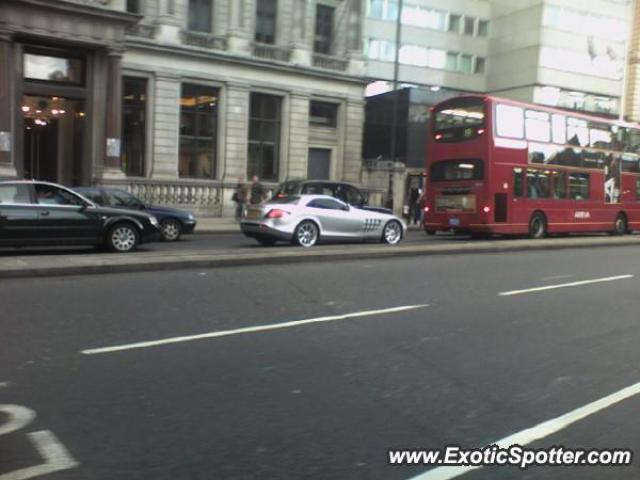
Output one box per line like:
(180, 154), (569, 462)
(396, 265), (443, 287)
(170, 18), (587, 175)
(74, 187), (197, 241)
(272, 180), (392, 215)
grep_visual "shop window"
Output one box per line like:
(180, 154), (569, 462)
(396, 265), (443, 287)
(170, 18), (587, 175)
(179, 84), (219, 178)
(310, 101), (338, 127)
(248, 93), (281, 181)
(122, 77), (147, 177)
(24, 52), (84, 85)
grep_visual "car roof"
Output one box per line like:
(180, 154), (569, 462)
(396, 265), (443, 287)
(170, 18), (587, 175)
(276, 194), (346, 202)
(282, 179), (360, 187)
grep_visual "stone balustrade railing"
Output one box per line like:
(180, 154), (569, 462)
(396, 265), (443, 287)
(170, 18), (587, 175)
(125, 180), (223, 215)
(312, 53), (348, 71)
(180, 31), (227, 51)
(252, 43), (292, 62)
(125, 23), (156, 39)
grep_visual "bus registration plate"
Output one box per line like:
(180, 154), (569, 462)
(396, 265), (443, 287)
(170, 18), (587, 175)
(449, 217), (460, 226)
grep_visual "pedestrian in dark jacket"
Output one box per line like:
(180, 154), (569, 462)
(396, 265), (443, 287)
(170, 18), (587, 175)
(249, 176), (265, 205)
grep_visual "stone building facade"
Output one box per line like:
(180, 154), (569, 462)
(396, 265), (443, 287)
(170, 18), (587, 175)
(0, 0), (367, 216)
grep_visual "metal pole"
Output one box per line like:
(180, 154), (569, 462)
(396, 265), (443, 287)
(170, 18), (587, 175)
(388, 0), (403, 210)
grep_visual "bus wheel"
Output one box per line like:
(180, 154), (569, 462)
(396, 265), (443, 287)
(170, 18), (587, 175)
(613, 213), (629, 235)
(528, 213), (547, 239)
(425, 229), (436, 235)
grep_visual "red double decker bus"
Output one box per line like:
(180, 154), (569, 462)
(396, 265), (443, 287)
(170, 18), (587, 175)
(423, 95), (640, 238)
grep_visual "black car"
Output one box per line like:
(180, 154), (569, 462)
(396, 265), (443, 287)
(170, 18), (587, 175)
(0, 180), (161, 252)
(74, 187), (197, 241)
(272, 180), (392, 214)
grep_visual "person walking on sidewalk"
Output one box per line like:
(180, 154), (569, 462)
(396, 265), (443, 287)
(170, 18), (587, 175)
(249, 175), (266, 205)
(233, 176), (250, 221)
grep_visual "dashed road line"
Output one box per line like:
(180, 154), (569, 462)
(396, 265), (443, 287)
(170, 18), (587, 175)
(499, 274), (633, 297)
(409, 380), (640, 480)
(81, 304), (430, 355)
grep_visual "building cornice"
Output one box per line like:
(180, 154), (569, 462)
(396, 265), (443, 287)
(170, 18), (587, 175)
(1, 0), (141, 25)
(125, 39), (368, 86)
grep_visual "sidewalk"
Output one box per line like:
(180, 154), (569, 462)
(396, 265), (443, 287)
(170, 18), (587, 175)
(1, 235), (637, 279)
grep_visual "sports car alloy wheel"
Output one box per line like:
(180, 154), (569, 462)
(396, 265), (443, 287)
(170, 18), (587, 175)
(382, 220), (402, 245)
(295, 221), (319, 247)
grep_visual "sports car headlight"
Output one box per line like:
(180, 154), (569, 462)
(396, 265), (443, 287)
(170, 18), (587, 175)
(149, 216), (160, 227)
(188, 214), (195, 220)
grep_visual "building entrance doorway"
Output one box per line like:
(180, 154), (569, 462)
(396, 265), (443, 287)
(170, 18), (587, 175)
(22, 96), (85, 186)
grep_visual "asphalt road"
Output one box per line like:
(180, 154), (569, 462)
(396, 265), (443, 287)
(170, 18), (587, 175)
(2, 247), (640, 479)
(0, 229), (456, 257)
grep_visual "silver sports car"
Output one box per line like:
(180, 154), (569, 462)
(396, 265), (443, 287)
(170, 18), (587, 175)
(240, 194), (406, 247)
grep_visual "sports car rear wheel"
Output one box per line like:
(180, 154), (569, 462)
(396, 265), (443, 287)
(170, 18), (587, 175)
(294, 221), (319, 247)
(382, 220), (402, 245)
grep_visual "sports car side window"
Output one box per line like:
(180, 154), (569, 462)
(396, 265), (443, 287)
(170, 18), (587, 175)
(306, 198), (344, 210)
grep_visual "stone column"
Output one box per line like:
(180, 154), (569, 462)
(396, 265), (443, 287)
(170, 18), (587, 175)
(155, 0), (181, 43)
(290, 0), (312, 66)
(347, 0), (366, 76)
(286, 92), (310, 178)
(341, 98), (365, 183)
(151, 73), (180, 179)
(227, 0), (252, 55)
(0, 30), (16, 177)
(222, 82), (250, 182)
(102, 47), (125, 178)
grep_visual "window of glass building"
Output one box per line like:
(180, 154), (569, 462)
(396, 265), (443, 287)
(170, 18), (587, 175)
(448, 14), (460, 33)
(367, 39), (396, 61)
(478, 19), (489, 36)
(314, 4), (334, 54)
(460, 54), (472, 73)
(464, 17), (475, 35)
(188, 0), (212, 32)
(122, 77), (147, 177)
(248, 93), (281, 181)
(428, 49), (446, 69)
(474, 57), (485, 74)
(255, 0), (277, 44)
(401, 5), (445, 30)
(179, 84), (219, 179)
(399, 45), (428, 66)
(368, 0), (398, 20)
(24, 52), (84, 84)
(446, 52), (458, 70)
(310, 101), (338, 127)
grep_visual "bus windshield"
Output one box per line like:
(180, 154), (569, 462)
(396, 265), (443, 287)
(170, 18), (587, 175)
(434, 98), (485, 142)
(430, 159), (484, 182)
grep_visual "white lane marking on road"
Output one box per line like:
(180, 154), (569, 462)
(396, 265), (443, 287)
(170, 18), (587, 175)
(0, 382), (9, 388)
(81, 304), (430, 355)
(0, 405), (36, 436)
(408, 380), (640, 480)
(499, 274), (633, 296)
(0, 430), (79, 480)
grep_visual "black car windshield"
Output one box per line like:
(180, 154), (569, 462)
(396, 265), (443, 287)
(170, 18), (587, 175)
(108, 190), (143, 209)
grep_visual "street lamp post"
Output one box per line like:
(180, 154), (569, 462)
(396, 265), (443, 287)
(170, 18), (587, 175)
(388, 0), (403, 212)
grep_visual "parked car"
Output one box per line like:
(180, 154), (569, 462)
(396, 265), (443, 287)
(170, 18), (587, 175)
(74, 187), (196, 241)
(241, 194), (405, 247)
(0, 180), (160, 252)
(272, 180), (392, 214)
